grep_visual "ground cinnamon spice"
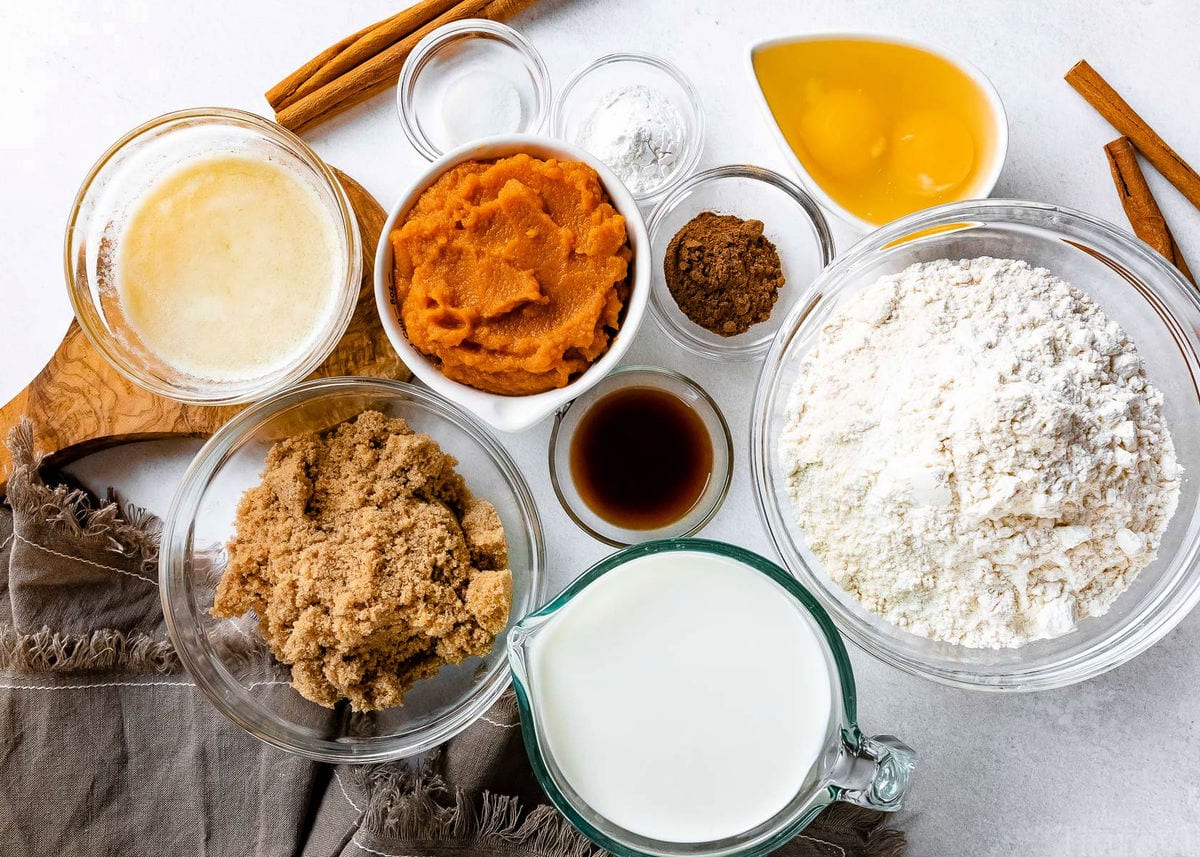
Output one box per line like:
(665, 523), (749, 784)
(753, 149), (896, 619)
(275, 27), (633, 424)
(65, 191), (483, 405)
(663, 211), (785, 336)
(213, 410), (511, 712)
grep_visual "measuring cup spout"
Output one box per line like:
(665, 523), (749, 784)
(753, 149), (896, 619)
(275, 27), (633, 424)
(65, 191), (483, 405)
(830, 733), (915, 811)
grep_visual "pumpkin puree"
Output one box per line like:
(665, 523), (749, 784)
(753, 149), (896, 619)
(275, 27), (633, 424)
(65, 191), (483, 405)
(390, 154), (632, 395)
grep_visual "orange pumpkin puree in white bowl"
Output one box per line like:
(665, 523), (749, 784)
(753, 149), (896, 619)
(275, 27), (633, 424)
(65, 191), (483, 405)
(375, 135), (650, 432)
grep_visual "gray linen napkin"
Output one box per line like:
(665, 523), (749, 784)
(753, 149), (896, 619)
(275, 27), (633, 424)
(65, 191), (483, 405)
(0, 423), (905, 857)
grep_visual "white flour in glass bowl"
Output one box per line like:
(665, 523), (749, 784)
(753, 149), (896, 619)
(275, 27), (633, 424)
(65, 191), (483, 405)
(779, 256), (1181, 649)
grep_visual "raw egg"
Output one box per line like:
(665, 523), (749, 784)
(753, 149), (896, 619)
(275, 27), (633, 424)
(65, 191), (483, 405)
(753, 37), (998, 225)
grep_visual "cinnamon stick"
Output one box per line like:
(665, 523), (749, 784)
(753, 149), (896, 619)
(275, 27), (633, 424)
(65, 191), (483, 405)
(1105, 136), (1195, 285)
(268, 0), (463, 112)
(273, 0), (542, 134)
(481, 0), (541, 18)
(1066, 60), (1200, 211)
(266, 18), (388, 110)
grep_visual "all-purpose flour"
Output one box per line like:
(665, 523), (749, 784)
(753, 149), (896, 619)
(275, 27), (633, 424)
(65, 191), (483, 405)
(780, 257), (1181, 648)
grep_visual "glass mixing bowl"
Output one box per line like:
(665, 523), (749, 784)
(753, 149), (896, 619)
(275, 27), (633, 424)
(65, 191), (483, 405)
(752, 200), (1200, 691)
(160, 378), (545, 761)
(65, 108), (361, 405)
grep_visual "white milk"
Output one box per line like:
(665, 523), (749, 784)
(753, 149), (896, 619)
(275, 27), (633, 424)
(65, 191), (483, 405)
(528, 550), (834, 843)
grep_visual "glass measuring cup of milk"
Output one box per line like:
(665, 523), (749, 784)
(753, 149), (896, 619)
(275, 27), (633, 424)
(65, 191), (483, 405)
(507, 539), (914, 857)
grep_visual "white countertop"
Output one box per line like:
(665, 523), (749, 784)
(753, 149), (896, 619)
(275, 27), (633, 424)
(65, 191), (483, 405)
(4, 2), (1200, 854)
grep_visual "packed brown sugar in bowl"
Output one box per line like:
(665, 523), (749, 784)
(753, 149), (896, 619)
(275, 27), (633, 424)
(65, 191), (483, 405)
(212, 410), (511, 712)
(389, 154), (632, 395)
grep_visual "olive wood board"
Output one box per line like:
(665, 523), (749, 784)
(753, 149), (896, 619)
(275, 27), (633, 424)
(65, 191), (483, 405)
(0, 169), (409, 495)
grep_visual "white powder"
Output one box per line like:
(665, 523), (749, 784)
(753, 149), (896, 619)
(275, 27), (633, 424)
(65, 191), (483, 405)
(574, 84), (685, 196)
(440, 70), (523, 145)
(779, 257), (1181, 649)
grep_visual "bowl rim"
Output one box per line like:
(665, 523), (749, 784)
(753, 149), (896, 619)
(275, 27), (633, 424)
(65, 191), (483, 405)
(373, 133), (651, 433)
(745, 31), (1010, 233)
(159, 376), (547, 761)
(550, 50), (706, 205)
(546, 364), (735, 546)
(751, 198), (1200, 691)
(645, 163), (836, 361)
(396, 18), (552, 161)
(63, 106), (362, 406)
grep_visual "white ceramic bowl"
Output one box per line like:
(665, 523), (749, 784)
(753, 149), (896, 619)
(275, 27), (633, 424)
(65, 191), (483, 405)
(747, 33), (1009, 232)
(374, 134), (651, 433)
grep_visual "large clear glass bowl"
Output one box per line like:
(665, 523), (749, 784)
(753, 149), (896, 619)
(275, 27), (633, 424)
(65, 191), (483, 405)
(752, 200), (1200, 691)
(160, 377), (545, 760)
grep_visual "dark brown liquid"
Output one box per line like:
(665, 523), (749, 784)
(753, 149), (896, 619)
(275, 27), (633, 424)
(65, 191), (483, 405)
(569, 386), (713, 530)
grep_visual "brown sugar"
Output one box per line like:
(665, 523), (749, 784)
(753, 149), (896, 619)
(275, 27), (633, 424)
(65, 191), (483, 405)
(212, 410), (511, 712)
(663, 211), (785, 337)
(390, 154), (632, 396)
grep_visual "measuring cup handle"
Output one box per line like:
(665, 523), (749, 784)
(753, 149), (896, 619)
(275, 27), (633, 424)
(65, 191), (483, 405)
(831, 733), (915, 811)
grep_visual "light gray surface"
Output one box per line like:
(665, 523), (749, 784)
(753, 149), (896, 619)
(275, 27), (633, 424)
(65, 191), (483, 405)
(6, 1), (1200, 855)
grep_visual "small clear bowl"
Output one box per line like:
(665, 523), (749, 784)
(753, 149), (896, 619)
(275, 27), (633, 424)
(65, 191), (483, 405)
(648, 165), (834, 361)
(65, 108), (361, 405)
(160, 377), (546, 761)
(552, 52), (704, 204)
(548, 366), (732, 546)
(397, 19), (551, 161)
(753, 200), (1200, 691)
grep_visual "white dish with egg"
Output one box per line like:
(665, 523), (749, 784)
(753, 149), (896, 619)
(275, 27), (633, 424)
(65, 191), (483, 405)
(746, 32), (1009, 232)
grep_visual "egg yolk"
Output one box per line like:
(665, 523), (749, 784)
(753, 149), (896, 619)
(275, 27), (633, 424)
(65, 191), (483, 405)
(798, 88), (887, 177)
(753, 38), (996, 225)
(891, 109), (976, 196)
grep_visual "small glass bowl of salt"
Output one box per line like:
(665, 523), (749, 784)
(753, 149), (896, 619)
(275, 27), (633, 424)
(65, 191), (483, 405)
(553, 52), (705, 205)
(397, 19), (551, 160)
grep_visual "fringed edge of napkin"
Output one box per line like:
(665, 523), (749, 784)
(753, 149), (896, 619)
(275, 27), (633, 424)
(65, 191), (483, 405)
(804, 803), (908, 857)
(0, 625), (178, 674)
(353, 764), (606, 857)
(6, 421), (160, 576)
(2, 420), (179, 675)
(350, 764), (906, 857)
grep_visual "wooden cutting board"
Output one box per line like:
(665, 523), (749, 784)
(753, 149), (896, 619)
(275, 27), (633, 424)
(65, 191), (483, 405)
(0, 169), (408, 495)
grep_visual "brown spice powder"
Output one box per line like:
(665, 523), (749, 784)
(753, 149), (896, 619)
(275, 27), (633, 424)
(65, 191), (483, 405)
(663, 211), (786, 337)
(212, 410), (511, 712)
